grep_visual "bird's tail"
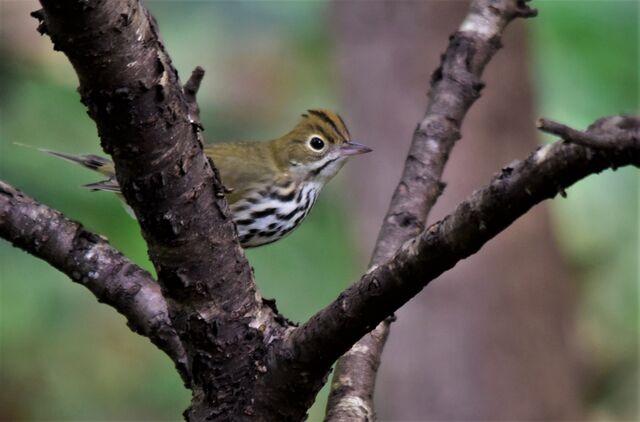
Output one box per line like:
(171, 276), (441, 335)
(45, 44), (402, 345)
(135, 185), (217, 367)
(14, 143), (120, 193)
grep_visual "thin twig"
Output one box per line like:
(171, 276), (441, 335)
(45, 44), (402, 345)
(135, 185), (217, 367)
(184, 66), (205, 102)
(184, 66), (205, 125)
(537, 116), (639, 150)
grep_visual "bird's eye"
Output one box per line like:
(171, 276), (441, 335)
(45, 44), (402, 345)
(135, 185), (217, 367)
(309, 136), (325, 151)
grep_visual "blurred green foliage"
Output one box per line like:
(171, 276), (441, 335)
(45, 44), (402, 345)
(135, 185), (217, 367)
(531, 1), (638, 419)
(0, 0), (637, 420)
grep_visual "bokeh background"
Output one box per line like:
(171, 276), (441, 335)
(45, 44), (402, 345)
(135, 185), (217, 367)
(0, 0), (637, 420)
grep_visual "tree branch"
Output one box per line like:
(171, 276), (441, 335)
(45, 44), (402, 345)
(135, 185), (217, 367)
(292, 116), (640, 382)
(35, 0), (255, 309)
(184, 66), (205, 125)
(327, 0), (538, 418)
(22, 0), (635, 419)
(34, 2), (280, 417)
(0, 180), (190, 384)
(538, 116), (639, 150)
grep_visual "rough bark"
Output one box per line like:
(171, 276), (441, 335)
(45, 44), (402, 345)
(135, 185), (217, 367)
(394, 22), (582, 419)
(327, 0), (537, 418)
(337, 3), (583, 416)
(2, 114), (636, 419)
(538, 116), (640, 149)
(0, 0), (633, 420)
(0, 180), (190, 383)
(34, 1), (283, 419)
(289, 117), (639, 379)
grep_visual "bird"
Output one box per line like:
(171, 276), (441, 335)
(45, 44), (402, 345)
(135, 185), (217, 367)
(30, 109), (371, 247)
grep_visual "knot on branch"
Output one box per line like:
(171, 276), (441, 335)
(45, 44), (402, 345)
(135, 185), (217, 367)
(184, 66), (205, 126)
(486, 0), (537, 19)
(589, 115), (640, 135)
(30, 9), (48, 35)
(511, 0), (538, 19)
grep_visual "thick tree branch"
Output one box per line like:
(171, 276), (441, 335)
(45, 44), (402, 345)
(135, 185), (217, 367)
(35, 1), (280, 418)
(20, 0), (635, 419)
(292, 116), (640, 381)
(327, 0), (538, 418)
(0, 180), (189, 384)
(35, 0), (255, 310)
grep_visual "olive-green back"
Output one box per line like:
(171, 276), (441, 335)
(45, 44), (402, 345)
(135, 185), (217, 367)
(204, 142), (280, 204)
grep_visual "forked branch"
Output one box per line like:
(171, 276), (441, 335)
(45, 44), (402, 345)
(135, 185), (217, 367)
(538, 116), (639, 150)
(1, 0), (634, 420)
(34, 2), (275, 418)
(327, 0), (539, 418)
(184, 66), (206, 124)
(289, 116), (640, 377)
(35, 0), (256, 311)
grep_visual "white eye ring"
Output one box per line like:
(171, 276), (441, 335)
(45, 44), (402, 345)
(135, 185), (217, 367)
(307, 134), (327, 152)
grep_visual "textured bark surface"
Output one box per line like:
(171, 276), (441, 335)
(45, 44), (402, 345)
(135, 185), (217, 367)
(2, 115), (636, 420)
(334, 2), (584, 417)
(0, 180), (189, 383)
(0, 0), (635, 420)
(292, 119), (640, 380)
(34, 1), (284, 419)
(344, 2), (577, 420)
(397, 23), (580, 419)
(327, 0), (538, 418)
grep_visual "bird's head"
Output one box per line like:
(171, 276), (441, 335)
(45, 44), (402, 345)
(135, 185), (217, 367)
(271, 109), (371, 183)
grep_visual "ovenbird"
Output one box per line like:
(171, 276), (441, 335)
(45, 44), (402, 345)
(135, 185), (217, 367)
(36, 109), (371, 247)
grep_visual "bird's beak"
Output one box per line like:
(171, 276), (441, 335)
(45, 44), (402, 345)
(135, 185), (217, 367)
(339, 141), (372, 156)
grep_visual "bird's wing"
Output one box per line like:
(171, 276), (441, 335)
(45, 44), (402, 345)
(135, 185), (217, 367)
(204, 142), (277, 204)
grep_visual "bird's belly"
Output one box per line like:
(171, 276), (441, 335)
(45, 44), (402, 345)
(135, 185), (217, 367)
(230, 183), (319, 247)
